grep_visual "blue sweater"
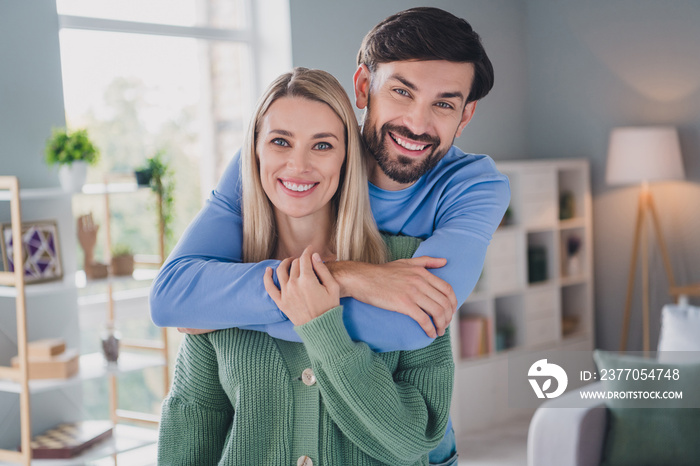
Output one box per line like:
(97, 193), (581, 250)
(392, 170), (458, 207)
(150, 146), (510, 352)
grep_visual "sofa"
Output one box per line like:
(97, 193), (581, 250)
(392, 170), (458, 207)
(527, 303), (700, 466)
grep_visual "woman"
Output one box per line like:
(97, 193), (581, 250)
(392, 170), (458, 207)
(157, 68), (454, 465)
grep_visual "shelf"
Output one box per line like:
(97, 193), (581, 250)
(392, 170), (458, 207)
(0, 352), (166, 394)
(0, 188), (68, 202)
(560, 274), (588, 287)
(1, 269), (157, 298)
(559, 217), (586, 229)
(0, 276), (76, 298)
(0, 424), (157, 466)
(75, 268), (158, 289)
(80, 183), (143, 195)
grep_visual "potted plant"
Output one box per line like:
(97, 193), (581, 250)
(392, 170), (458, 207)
(45, 127), (100, 192)
(110, 243), (134, 276)
(133, 164), (153, 187)
(142, 150), (175, 260)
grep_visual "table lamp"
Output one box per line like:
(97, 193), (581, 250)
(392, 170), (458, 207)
(606, 126), (685, 352)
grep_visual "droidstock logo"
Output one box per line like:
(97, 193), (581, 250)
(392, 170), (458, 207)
(528, 359), (568, 399)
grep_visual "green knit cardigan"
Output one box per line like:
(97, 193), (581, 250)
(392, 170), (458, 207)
(157, 235), (455, 465)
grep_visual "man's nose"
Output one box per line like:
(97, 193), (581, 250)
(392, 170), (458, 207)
(403, 103), (432, 136)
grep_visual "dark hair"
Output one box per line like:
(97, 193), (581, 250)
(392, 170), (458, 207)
(357, 7), (494, 103)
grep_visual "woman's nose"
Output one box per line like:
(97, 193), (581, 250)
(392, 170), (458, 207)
(287, 148), (311, 173)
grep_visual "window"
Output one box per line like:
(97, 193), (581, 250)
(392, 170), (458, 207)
(55, 3), (291, 458)
(58, 0), (291, 253)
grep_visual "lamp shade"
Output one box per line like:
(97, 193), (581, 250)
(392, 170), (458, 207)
(606, 126), (685, 186)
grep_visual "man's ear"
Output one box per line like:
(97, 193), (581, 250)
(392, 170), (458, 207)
(455, 100), (477, 138)
(353, 64), (371, 110)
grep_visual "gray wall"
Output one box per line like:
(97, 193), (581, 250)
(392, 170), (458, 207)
(0, 0), (82, 448)
(0, 0), (66, 188)
(289, 0), (530, 159)
(290, 0), (700, 351)
(524, 0), (700, 350)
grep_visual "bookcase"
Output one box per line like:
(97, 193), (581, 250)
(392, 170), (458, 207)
(450, 159), (595, 434)
(0, 176), (167, 465)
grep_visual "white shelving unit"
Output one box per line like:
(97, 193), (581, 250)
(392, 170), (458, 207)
(0, 179), (166, 464)
(450, 159), (595, 434)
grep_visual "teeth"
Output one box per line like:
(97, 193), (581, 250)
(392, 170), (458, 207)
(282, 180), (316, 192)
(393, 135), (428, 151)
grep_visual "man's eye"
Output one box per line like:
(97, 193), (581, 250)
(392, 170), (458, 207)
(314, 142), (332, 150)
(271, 138), (289, 147)
(394, 88), (410, 97)
(436, 102), (454, 110)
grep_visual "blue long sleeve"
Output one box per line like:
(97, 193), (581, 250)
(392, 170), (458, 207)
(150, 147), (510, 353)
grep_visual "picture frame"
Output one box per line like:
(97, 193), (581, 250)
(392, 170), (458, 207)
(0, 220), (63, 284)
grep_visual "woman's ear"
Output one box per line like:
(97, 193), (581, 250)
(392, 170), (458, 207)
(353, 65), (371, 110)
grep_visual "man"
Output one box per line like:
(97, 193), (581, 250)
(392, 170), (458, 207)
(151, 7), (509, 464)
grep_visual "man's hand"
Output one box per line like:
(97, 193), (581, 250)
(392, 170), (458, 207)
(327, 257), (457, 338)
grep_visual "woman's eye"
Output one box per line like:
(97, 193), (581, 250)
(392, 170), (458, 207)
(271, 138), (289, 147)
(313, 142), (332, 150)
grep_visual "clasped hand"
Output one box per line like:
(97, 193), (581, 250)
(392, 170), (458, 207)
(263, 247), (340, 326)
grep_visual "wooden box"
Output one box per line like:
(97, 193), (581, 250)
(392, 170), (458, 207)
(27, 338), (66, 358)
(11, 348), (79, 379)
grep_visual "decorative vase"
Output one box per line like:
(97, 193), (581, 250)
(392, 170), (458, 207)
(101, 323), (121, 364)
(58, 161), (88, 193)
(111, 255), (134, 276)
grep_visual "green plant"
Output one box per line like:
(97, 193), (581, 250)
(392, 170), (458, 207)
(111, 243), (134, 258)
(144, 150), (175, 247)
(45, 128), (100, 166)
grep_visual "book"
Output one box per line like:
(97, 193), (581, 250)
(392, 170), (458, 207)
(459, 316), (493, 359)
(19, 421), (113, 459)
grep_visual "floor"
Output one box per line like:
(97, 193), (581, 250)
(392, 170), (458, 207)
(457, 415), (531, 466)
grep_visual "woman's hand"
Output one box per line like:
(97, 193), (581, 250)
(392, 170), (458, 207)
(263, 247), (340, 326)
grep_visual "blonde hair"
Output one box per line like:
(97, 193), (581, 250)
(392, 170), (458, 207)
(241, 67), (387, 264)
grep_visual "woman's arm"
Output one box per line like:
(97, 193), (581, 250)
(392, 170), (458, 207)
(157, 334), (233, 465)
(297, 307), (454, 464)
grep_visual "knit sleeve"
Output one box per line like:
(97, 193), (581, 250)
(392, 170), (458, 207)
(296, 309), (454, 464)
(157, 334), (233, 465)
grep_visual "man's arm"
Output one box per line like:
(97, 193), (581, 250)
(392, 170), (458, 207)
(149, 151), (286, 329)
(328, 170), (511, 345)
(149, 152), (448, 353)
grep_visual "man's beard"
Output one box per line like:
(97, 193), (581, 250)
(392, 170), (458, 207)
(362, 109), (448, 185)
